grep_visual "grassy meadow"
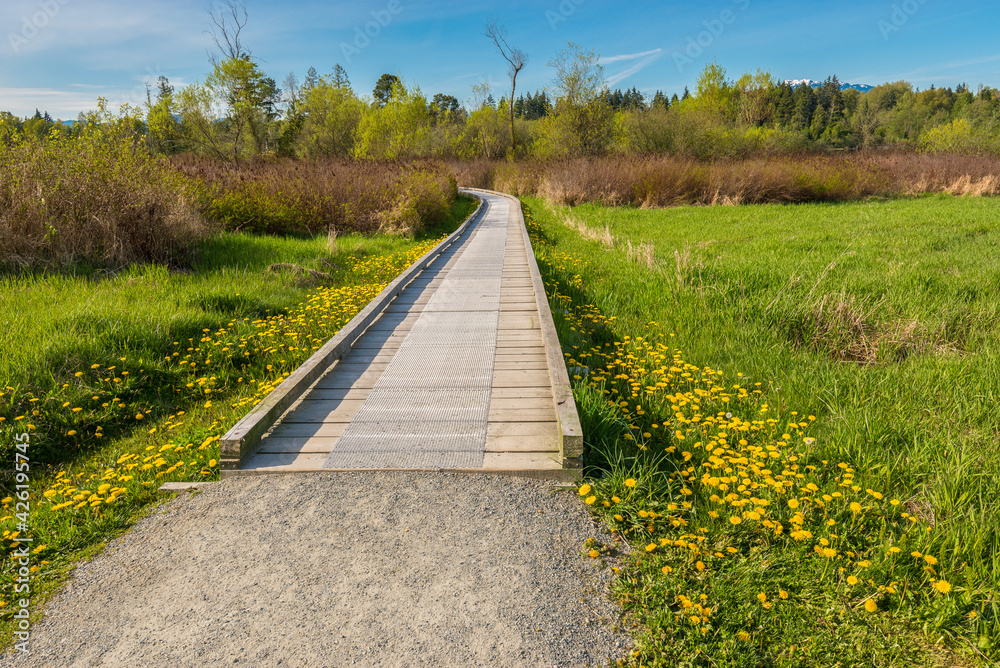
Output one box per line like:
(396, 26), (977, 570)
(524, 194), (1000, 666)
(0, 197), (477, 643)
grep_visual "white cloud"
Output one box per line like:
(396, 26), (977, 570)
(600, 49), (662, 64)
(605, 50), (663, 87)
(0, 87), (104, 118)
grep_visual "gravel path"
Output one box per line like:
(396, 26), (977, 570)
(1, 473), (631, 667)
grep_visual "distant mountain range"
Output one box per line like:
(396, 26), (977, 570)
(785, 79), (874, 93)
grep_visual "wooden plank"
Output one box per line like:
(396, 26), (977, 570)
(242, 452), (330, 471)
(489, 408), (558, 422)
(490, 397), (551, 410)
(313, 370), (384, 389)
(280, 399), (367, 422)
(494, 353), (547, 363)
(301, 388), (371, 401)
(482, 452), (562, 469)
(488, 422), (559, 436)
(327, 362), (390, 374)
(267, 422), (348, 438)
(485, 435), (559, 453)
(490, 387), (553, 399)
(258, 437), (340, 453)
(492, 370), (550, 387)
(338, 351), (395, 364)
(497, 315), (539, 330)
(493, 361), (548, 371)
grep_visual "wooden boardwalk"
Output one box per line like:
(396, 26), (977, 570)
(222, 190), (580, 479)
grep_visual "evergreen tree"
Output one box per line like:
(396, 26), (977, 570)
(671, 93), (679, 104)
(682, 86), (691, 100)
(303, 66), (319, 92)
(652, 90), (669, 109)
(791, 83), (817, 131)
(774, 82), (794, 126)
(373, 73), (400, 107)
(332, 64), (351, 91)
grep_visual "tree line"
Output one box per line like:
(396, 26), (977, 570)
(2, 48), (998, 160)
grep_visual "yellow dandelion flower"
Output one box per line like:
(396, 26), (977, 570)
(924, 555), (938, 566)
(932, 580), (952, 595)
(729, 515), (742, 525)
(624, 478), (636, 488)
(588, 549), (600, 558)
(585, 495), (597, 505)
(578, 484), (592, 497)
(661, 565), (672, 574)
(864, 599), (878, 613)
(846, 576), (859, 585)
(696, 561), (705, 571)
(737, 631), (751, 642)
(778, 590), (788, 599)
(787, 498), (799, 509)
(756, 592), (767, 603)
(645, 543), (657, 552)
(849, 502), (862, 514)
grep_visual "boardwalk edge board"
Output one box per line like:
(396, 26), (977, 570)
(218, 196), (487, 473)
(464, 187), (584, 469)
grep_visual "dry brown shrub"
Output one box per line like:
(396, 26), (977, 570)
(450, 151), (1000, 208)
(1, 136), (209, 269)
(791, 292), (962, 365)
(172, 156), (457, 237)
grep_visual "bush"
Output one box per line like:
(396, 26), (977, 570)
(0, 103), (208, 270)
(174, 155), (458, 237)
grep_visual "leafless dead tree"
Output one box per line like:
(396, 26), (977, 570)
(207, 0), (250, 62)
(484, 19), (527, 157)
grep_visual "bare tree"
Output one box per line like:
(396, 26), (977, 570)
(484, 19), (526, 157)
(208, 0), (250, 62)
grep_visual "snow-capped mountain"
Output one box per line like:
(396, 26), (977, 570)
(785, 79), (874, 93)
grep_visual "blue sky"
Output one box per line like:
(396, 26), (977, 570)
(2, 0), (999, 119)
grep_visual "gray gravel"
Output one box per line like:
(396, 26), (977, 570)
(1, 473), (631, 667)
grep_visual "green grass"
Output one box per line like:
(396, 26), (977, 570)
(0, 196), (477, 646)
(524, 194), (1000, 666)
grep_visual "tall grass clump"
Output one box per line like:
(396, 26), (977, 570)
(174, 156), (457, 237)
(0, 102), (208, 270)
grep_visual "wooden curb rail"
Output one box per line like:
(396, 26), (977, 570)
(219, 197), (486, 471)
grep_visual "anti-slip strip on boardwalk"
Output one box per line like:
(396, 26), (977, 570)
(343, 390), (491, 426)
(322, 199), (508, 469)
